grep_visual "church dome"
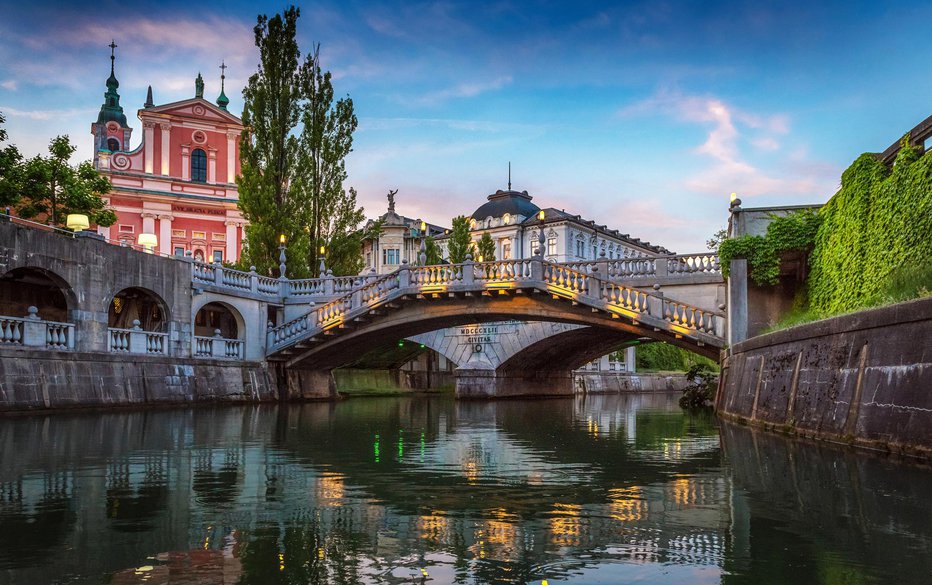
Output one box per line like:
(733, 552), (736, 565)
(470, 189), (540, 220)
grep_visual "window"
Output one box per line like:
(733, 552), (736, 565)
(118, 224), (134, 234)
(575, 240), (584, 258)
(174, 246), (185, 256)
(592, 245), (597, 258)
(212, 250), (223, 263)
(191, 148), (207, 182)
(366, 252), (372, 267)
(547, 237), (557, 257)
(107, 138), (120, 152)
(502, 241), (512, 260)
(383, 249), (400, 264)
(502, 213), (511, 225)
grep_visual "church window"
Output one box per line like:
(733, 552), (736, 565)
(383, 249), (400, 265)
(502, 241), (512, 260)
(191, 148), (207, 183)
(547, 237), (557, 257)
(212, 250), (223, 263)
(173, 246), (185, 256)
(107, 138), (120, 152)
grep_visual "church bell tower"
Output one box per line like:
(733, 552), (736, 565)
(91, 40), (133, 166)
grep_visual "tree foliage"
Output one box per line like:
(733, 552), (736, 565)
(476, 232), (496, 262)
(447, 216), (473, 263)
(238, 6), (369, 277)
(424, 236), (443, 265)
(0, 113), (23, 209)
(13, 135), (115, 227)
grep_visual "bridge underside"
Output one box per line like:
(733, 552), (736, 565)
(273, 292), (721, 400)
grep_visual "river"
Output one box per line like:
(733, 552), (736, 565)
(0, 393), (930, 584)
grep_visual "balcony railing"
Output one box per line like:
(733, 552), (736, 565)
(0, 309), (74, 350)
(194, 331), (244, 359)
(108, 320), (169, 355)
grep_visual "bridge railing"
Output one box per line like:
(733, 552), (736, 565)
(193, 332), (244, 359)
(0, 310), (75, 350)
(267, 256), (726, 354)
(562, 253), (720, 279)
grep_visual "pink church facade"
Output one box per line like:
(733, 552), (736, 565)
(92, 49), (245, 263)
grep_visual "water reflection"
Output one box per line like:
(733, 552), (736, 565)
(0, 394), (929, 584)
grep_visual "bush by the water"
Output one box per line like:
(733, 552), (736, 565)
(679, 363), (718, 409)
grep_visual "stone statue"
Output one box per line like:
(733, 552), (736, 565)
(387, 189), (398, 213)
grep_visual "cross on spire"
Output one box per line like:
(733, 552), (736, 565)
(219, 60), (227, 90)
(109, 40), (117, 73)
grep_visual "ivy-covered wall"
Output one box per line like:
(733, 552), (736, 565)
(808, 143), (932, 313)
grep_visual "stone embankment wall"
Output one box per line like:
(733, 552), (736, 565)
(0, 348), (278, 411)
(574, 372), (690, 393)
(717, 297), (932, 458)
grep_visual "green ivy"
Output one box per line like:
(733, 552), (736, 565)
(808, 140), (932, 313)
(719, 210), (821, 286)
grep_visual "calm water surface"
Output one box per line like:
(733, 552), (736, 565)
(1, 393), (930, 584)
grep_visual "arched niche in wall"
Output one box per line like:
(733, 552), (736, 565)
(0, 267), (75, 322)
(108, 287), (169, 331)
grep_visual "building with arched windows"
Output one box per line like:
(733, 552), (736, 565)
(91, 49), (245, 263)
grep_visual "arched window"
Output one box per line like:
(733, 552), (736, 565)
(191, 148), (207, 183)
(107, 138), (120, 152)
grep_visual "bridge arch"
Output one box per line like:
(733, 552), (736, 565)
(107, 287), (170, 332)
(193, 300), (244, 340)
(0, 266), (76, 322)
(496, 327), (641, 374)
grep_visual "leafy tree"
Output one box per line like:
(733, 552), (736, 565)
(447, 215), (473, 263)
(706, 226), (727, 252)
(0, 112), (24, 209)
(424, 236), (443, 265)
(238, 6), (310, 276)
(476, 232), (496, 262)
(298, 43), (366, 275)
(15, 135), (115, 227)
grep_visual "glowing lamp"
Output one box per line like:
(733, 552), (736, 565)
(319, 245), (326, 255)
(66, 214), (89, 232)
(478, 255), (484, 263)
(279, 234), (286, 245)
(137, 233), (158, 252)
(419, 220), (427, 232)
(730, 192), (737, 203)
(538, 210), (545, 221)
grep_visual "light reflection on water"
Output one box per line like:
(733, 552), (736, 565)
(0, 393), (930, 584)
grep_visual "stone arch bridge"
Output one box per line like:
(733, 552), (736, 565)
(0, 217), (723, 404)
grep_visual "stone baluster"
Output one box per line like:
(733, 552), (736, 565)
(22, 306), (46, 348)
(462, 255), (475, 285)
(213, 262), (223, 285)
(399, 259), (411, 288)
(249, 266), (259, 294)
(597, 249), (609, 278)
(210, 329), (226, 358)
(655, 256), (669, 278)
(324, 273), (335, 296)
(129, 319), (147, 354)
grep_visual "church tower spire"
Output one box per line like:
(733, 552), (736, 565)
(96, 40), (128, 127)
(216, 61), (229, 111)
(92, 40), (132, 166)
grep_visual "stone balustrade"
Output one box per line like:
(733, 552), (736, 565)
(0, 307), (74, 350)
(108, 320), (169, 355)
(267, 257), (725, 355)
(193, 330), (244, 359)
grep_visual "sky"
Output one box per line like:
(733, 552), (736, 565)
(1, 0), (931, 253)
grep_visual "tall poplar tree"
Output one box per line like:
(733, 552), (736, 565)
(447, 216), (474, 263)
(238, 7), (309, 276)
(238, 6), (370, 277)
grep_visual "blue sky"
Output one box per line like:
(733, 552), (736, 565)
(1, 1), (930, 252)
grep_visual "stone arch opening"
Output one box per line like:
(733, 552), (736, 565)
(0, 267), (74, 322)
(108, 287), (169, 331)
(194, 301), (243, 339)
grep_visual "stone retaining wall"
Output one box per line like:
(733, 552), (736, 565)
(0, 348), (278, 411)
(717, 297), (932, 458)
(574, 372), (690, 393)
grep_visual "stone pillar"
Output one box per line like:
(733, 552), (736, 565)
(210, 329), (226, 358)
(727, 259), (748, 345)
(226, 131), (237, 183)
(160, 122), (171, 176)
(283, 367), (336, 400)
(626, 346), (637, 373)
(129, 319), (147, 355)
(143, 121), (155, 174)
(22, 306), (45, 348)
(158, 214), (173, 256)
(141, 212), (157, 239)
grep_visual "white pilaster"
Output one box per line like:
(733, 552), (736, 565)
(226, 131), (237, 184)
(159, 215), (173, 256)
(208, 150), (217, 184)
(143, 122), (155, 174)
(181, 146), (190, 181)
(160, 122), (171, 176)
(225, 221), (238, 262)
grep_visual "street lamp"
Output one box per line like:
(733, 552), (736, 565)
(417, 219), (427, 266)
(278, 234), (287, 278)
(66, 214), (89, 232)
(137, 232), (157, 254)
(319, 244), (327, 277)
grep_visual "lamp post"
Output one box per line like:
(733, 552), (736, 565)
(418, 220), (427, 266)
(66, 214), (89, 233)
(137, 232), (158, 254)
(278, 234), (287, 279)
(535, 210), (546, 258)
(318, 245), (327, 277)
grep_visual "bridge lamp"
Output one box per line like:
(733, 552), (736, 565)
(137, 232), (157, 253)
(538, 210), (545, 221)
(419, 220), (427, 233)
(66, 214), (89, 232)
(730, 192), (737, 203)
(319, 245), (326, 256)
(279, 234), (286, 245)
